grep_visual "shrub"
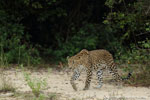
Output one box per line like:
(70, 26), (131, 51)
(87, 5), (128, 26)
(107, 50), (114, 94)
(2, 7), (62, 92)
(52, 23), (99, 62)
(0, 10), (41, 66)
(117, 39), (150, 64)
(23, 68), (47, 97)
(117, 39), (150, 86)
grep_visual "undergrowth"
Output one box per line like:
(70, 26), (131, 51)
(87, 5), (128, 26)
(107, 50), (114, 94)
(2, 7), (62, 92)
(0, 69), (16, 93)
(125, 64), (150, 87)
(21, 65), (47, 98)
(117, 40), (150, 87)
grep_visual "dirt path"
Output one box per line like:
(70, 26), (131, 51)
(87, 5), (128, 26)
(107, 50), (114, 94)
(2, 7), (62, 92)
(0, 68), (150, 100)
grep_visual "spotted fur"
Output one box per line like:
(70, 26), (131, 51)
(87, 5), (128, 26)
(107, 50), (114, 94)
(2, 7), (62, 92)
(68, 49), (131, 91)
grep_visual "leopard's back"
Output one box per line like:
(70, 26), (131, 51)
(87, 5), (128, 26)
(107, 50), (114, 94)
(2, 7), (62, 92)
(89, 49), (115, 70)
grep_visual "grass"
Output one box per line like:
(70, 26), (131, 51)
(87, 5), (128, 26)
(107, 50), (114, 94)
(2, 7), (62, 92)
(12, 92), (59, 100)
(0, 69), (16, 93)
(103, 92), (126, 100)
(22, 68), (47, 97)
(124, 64), (150, 87)
(20, 66), (58, 100)
(47, 93), (58, 100)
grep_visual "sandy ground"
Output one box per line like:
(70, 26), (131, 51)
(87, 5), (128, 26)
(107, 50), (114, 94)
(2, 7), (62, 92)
(0, 68), (150, 100)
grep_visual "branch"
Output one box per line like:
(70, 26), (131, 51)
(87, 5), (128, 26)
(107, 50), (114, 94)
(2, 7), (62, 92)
(145, 6), (150, 15)
(136, 32), (150, 36)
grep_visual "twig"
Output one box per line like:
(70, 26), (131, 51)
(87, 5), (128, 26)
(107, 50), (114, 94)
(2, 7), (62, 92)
(136, 32), (150, 36)
(145, 6), (150, 15)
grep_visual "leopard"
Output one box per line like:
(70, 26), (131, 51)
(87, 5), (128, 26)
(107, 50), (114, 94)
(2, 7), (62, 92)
(67, 49), (132, 91)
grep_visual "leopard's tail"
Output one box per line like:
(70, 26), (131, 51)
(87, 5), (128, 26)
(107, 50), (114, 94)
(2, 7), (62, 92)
(109, 62), (132, 81)
(121, 71), (132, 81)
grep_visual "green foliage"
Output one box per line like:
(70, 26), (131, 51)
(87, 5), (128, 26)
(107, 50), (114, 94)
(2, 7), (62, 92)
(0, 10), (41, 65)
(33, 94), (46, 100)
(104, 0), (150, 44)
(23, 67), (47, 97)
(105, 0), (116, 8)
(103, 0), (150, 73)
(53, 24), (99, 62)
(47, 93), (58, 100)
(115, 39), (150, 86)
(117, 39), (150, 64)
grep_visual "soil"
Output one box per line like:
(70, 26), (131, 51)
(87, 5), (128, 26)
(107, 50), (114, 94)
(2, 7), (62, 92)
(0, 68), (150, 100)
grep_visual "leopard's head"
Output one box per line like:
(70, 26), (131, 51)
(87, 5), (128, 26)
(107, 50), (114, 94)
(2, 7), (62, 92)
(67, 49), (90, 70)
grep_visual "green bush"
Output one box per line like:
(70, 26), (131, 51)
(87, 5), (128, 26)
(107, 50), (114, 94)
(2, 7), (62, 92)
(0, 10), (41, 65)
(104, 0), (150, 44)
(117, 39), (150, 64)
(24, 72), (47, 97)
(115, 39), (150, 86)
(52, 23), (99, 62)
(103, 0), (150, 64)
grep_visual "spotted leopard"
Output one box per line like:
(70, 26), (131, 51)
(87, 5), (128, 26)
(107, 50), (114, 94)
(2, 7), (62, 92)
(67, 49), (131, 91)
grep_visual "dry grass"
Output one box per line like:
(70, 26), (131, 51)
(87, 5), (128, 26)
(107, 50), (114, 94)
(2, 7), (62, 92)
(0, 69), (16, 93)
(124, 64), (150, 87)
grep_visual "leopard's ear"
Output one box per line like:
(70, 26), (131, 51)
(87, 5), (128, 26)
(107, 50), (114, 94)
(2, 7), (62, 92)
(80, 49), (89, 55)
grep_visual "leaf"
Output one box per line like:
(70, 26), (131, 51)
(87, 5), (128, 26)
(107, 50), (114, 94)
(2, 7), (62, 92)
(53, 0), (56, 2)
(122, 32), (129, 40)
(146, 28), (150, 31)
(146, 23), (149, 25)
(103, 20), (109, 24)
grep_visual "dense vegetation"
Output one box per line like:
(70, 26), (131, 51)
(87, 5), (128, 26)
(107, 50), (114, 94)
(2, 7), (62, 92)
(0, 0), (149, 64)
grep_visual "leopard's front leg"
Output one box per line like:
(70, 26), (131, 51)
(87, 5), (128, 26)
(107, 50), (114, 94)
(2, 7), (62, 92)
(70, 69), (81, 91)
(83, 68), (93, 90)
